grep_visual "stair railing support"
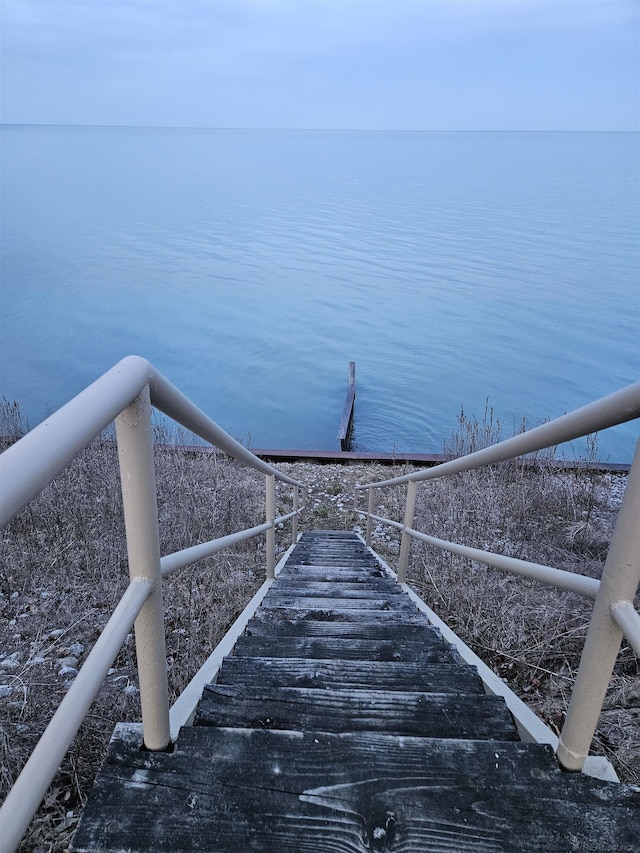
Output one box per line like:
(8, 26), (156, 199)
(557, 439), (640, 771)
(115, 386), (170, 751)
(366, 487), (375, 547)
(398, 480), (417, 583)
(292, 485), (299, 544)
(266, 473), (276, 578)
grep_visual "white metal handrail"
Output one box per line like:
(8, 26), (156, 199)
(160, 510), (301, 578)
(360, 509), (601, 598)
(355, 381), (640, 774)
(0, 579), (151, 853)
(403, 528), (601, 600)
(358, 382), (640, 490)
(610, 601), (640, 656)
(0, 355), (301, 528)
(0, 356), (306, 853)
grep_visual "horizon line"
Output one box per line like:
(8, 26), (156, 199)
(1, 122), (638, 134)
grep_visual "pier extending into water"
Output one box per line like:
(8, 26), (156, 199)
(337, 360), (357, 451)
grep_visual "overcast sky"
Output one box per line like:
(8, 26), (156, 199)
(1, 0), (638, 131)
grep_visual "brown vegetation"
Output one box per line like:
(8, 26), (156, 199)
(0, 418), (295, 851)
(0, 404), (638, 852)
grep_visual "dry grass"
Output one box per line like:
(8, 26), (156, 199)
(0, 418), (295, 852)
(404, 466), (639, 783)
(1, 402), (638, 852)
(278, 423), (638, 786)
(300, 406), (639, 786)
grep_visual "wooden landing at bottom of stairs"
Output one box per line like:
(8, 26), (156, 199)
(72, 530), (640, 853)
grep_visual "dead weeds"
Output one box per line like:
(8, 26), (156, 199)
(1, 406), (638, 852)
(0, 427), (294, 852)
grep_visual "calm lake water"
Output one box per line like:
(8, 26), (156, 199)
(1, 126), (638, 462)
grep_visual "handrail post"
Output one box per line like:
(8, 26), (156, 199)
(366, 487), (375, 547)
(266, 473), (276, 579)
(398, 479), (417, 583)
(557, 439), (640, 771)
(115, 386), (170, 751)
(292, 485), (299, 545)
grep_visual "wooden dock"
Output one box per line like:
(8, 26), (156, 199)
(72, 531), (639, 852)
(337, 361), (356, 451)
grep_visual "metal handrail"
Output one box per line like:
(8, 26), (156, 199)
(402, 528), (601, 600)
(0, 355), (301, 528)
(160, 511), (304, 578)
(0, 356), (306, 853)
(357, 381), (640, 489)
(354, 381), (640, 774)
(611, 601), (640, 656)
(0, 579), (152, 853)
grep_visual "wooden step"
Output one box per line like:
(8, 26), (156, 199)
(277, 568), (390, 583)
(291, 552), (389, 564)
(70, 529), (640, 851)
(194, 685), (520, 740)
(260, 595), (416, 611)
(246, 615), (442, 640)
(71, 725), (640, 853)
(252, 606), (431, 626)
(231, 635), (459, 663)
(265, 581), (404, 596)
(285, 564), (381, 571)
(216, 657), (484, 693)
(299, 530), (358, 537)
(282, 542), (375, 550)
(289, 546), (377, 561)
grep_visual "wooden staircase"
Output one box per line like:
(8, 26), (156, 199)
(72, 530), (639, 852)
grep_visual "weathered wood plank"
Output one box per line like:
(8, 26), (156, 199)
(293, 539), (366, 545)
(266, 581), (404, 596)
(261, 596), (416, 611)
(337, 362), (356, 450)
(265, 590), (404, 603)
(252, 606), (432, 625)
(195, 685), (519, 740)
(295, 542), (369, 548)
(286, 545), (379, 555)
(273, 577), (396, 587)
(278, 559), (392, 579)
(296, 553), (368, 560)
(296, 533), (372, 559)
(280, 557), (384, 567)
(72, 726), (640, 853)
(72, 528), (640, 852)
(281, 557), (380, 564)
(232, 635), (456, 663)
(277, 569), (391, 583)
(246, 616), (441, 641)
(337, 382), (356, 441)
(216, 657), (484, 694)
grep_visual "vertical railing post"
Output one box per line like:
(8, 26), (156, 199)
(115, 386), (170, 751)
(292, 485), (299, 545)
(557, 439), (640, 771)
(398, 479), (417, 584)
(366, 487), (375, 547)
(266, 473), (276, 579)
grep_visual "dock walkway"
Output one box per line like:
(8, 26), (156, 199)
(72, 531), (639, 852)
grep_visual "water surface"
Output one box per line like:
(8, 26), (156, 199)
(1, 127), (638, 461)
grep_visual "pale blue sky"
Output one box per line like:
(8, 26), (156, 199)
(1, 0), (638, 130)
